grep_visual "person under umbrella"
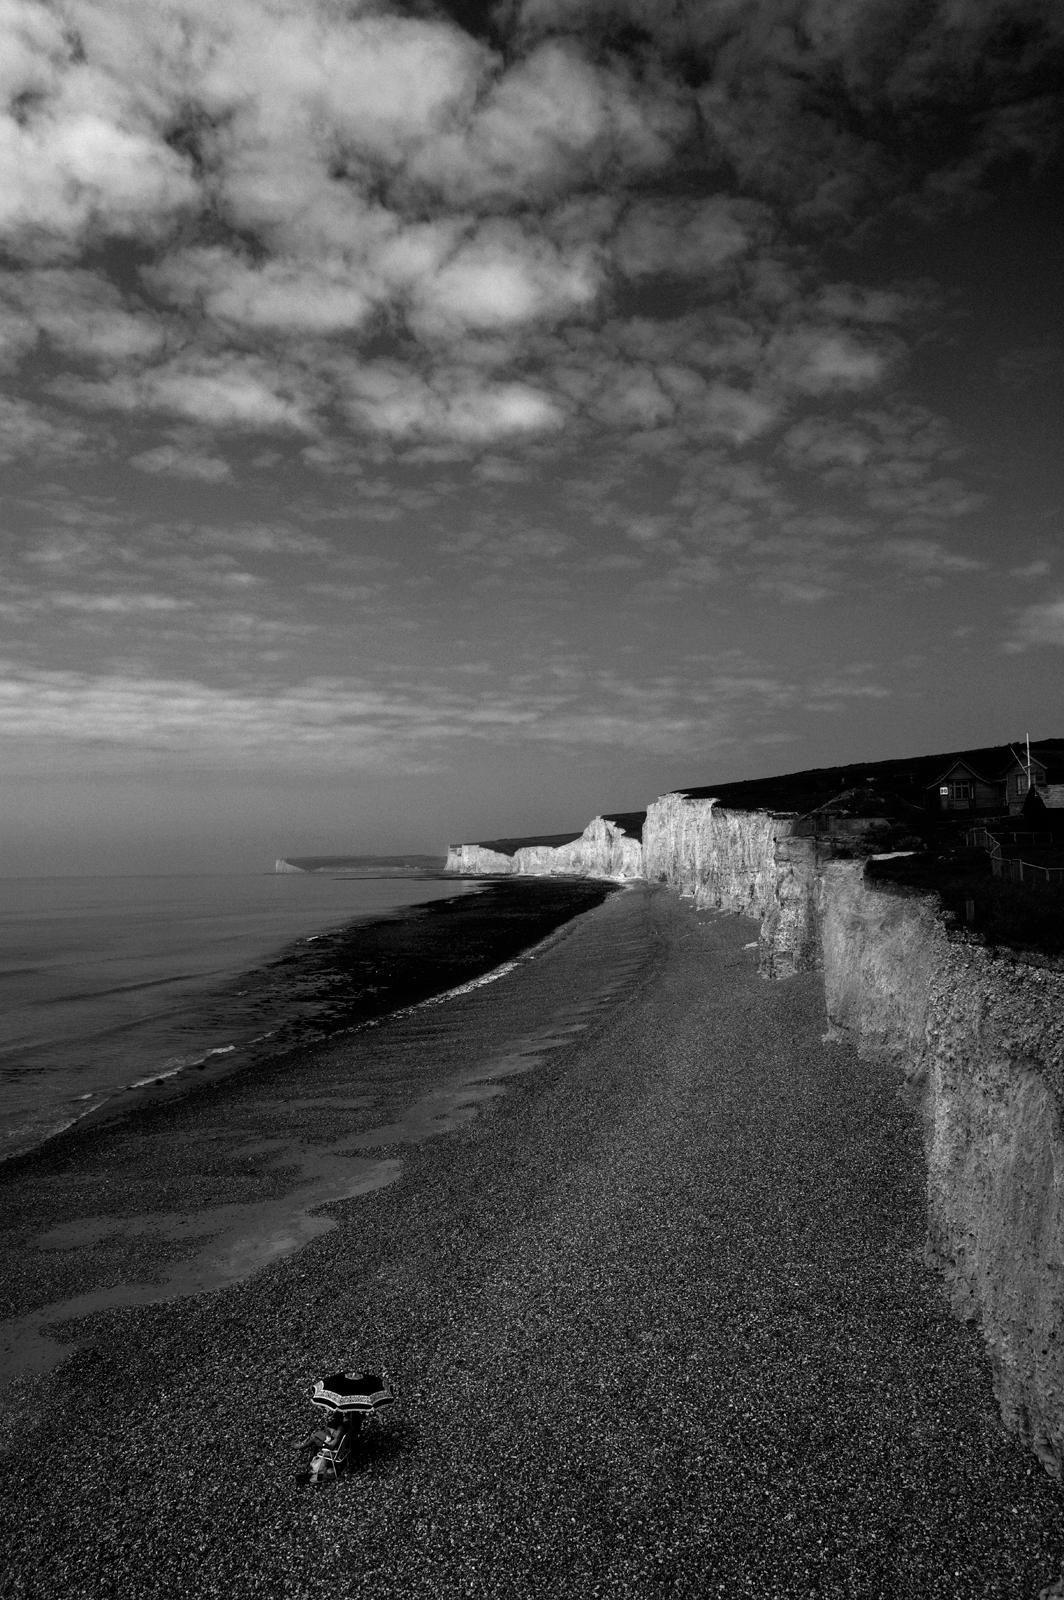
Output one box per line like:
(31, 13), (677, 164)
(295, 1368), (397, 1485)
(295, 1409), (361, 1485)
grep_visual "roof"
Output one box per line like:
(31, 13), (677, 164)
(925, 757), (1000, 788)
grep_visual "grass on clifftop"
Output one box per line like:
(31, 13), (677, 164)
(866, 852), (1064, 960)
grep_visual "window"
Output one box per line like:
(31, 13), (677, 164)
(947, 781), (973, 802)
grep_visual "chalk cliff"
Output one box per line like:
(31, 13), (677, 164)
(821, 861), (1064, 1474)
(445, 843), (516, 874)
(447, 791), (1064, 1474)
(641, 795), (819, 979)
(446, 817), (641, 880)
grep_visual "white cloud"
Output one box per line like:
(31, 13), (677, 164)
(768, 325), (891, 394)
(0, 0), (197, 259)
(411, 37), (690, 203)
(0, 392), (88, 460)
(129, 443), (232, 481)
(699, 383), (778, 443)
(781, 416), (875, 471)
(145, 248), (375, 334)
(56, 353), (320, 432)
(340, 363), (565, 443)
(879, 537), (986, 574)
(49, 590), (192, 613)
(409, 221), (600, 336)
(0, 266), (166, 362)
(1005, 597), (1064, 651)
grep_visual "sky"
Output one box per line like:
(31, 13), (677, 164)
(1, 0), (1062, 873)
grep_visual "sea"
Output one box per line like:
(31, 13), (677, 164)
(0, 862), (481, 1164)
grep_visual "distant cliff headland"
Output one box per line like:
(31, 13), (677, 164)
(274, 854), (445, 875)
(447, 740), (1064, 1477)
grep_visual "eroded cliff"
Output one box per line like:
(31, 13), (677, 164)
(448, 791), (1064, 1474)
(445, 842), (516, 874)
(642, 795), (819, 979)
(446, 817), (641, 880)
(821, 860), (1064, 1473)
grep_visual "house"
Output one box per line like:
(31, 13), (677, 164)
(1002, 749), (1049, 814)
(925, 742), (1064, 815)
(926, 757), (1004, 814)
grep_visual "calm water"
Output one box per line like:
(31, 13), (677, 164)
(0, 867), (474, 1161)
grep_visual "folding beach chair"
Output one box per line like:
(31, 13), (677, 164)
(309, 1427), (352, 1483)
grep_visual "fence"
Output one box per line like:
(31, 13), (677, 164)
(965, 827), (1064, 886)
(993, 857), (1064, 886)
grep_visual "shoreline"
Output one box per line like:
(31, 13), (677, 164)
(2, 886), (1063, 1596)
(0, 876), (616, 1384)
(0, 875), (612, 1172)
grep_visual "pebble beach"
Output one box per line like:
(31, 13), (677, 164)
(2, 883), (1063, 1599)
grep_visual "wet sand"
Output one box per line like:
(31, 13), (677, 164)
(0, 877), (612, 1381)
(1, 885), (1063, 1598)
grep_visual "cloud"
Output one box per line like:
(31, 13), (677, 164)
(757, 576), (834, 605)
(440, 525), (573, 565)
(49, 590), (192, 613)
(0, 0), (197, 260)
(0, 393), (88, 461)
(1005, 597), (1064, 651)
(778, 404), (980, 537)
(0, 266), (167, 363)
(55, 353), (320, 432)
(879, 537), (986, 575)
(767, 325), (894, 395)
(0, 649), (906, 775)
(506, 0), (1064, 223)
(613, 195), (768, 278)
(129, 442), (232, 481)
(339, 363), (566, 442)
(814, 283), (920, 324)
(411, 37), (690, 204)
(408, 220), (600, 337)
(0, 668), (434, 768)
(144, 248), (376, 335)
(2, 0), (1034, 487)
(0, 0), (1055, 759)
(185, 523), (335, 559)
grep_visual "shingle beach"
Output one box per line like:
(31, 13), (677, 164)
(2, 884), (1063, 1599)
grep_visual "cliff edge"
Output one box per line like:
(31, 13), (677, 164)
(447, 791), (1064, 1475)
(446, 816), (642, 880)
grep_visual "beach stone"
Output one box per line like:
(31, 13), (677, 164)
(0, 886), (1062, 1597)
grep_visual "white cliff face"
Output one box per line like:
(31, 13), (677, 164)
(642, 795), (818, 977)
(445, 843), (516, 874)
(513, 816), (642, 880)
(644, 794), (786, 908)
(447, 817), (641, 881)
(447, 796), (1064, 1471)
(821, 860), (1064, 1475)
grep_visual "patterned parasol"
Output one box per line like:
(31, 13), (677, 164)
(310, 1369), (398, 1415)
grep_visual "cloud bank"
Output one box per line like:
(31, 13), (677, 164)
(3, 0), (1057, 453)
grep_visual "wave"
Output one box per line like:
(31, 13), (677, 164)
(1, 877), (612, 1166)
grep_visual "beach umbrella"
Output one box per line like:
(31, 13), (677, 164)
(311, 1369), (397, 1415)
